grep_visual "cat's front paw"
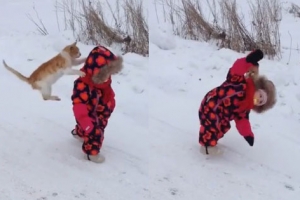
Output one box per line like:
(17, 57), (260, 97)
(79, 71), (86, 77)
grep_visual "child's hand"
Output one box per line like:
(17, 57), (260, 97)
(245, 66), (259, 79)
(244, 136), (254, 146)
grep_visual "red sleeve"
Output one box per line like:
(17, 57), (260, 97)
(230, 57), (254, 76)
(234, 111), (254, 137)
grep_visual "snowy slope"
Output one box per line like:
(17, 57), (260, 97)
(0, 0), (299, 200)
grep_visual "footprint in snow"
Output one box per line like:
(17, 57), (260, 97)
(74, 193), (86, 198)
(169, 188), (179, 196)
(36, 192), (59, 200)
(36, 197), (47, 200)
(132, 86), (144, 94)
(284, 184), (295, 191)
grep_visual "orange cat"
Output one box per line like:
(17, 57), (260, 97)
(3, 41), (86, 101)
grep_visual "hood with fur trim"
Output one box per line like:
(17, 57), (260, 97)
(91, 56), (123, 84)
(252, 75), (277, 113)
(80, 45), (123, 85)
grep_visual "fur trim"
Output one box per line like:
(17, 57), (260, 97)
(108, 56), (124, 75)
(92, 56), (124, 84)
(252, 75), (277, 113)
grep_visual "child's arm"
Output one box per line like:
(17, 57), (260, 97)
(234, 111), (255, 146)
(229, 49), (263, 76)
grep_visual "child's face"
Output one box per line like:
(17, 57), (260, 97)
(254, 89), (267, 106)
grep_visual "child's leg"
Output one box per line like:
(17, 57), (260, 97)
(199, 119), (231, 146)
(198, 107), (219, 147)
(218, 120), (231, 139)
(82, 124), (104, 156)
(71, 124), (85, 142)
(199, 104), (225, 155)
(82, 99), (115, 156)
(199, 124), (219, 147)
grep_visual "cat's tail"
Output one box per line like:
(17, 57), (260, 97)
(3, 60), (30, 84)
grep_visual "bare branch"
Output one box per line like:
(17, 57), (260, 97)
(55, 0), (147, 56)
(27, 4), (49, 35)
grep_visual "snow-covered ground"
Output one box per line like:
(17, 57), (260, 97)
(0, 0), (299, 199)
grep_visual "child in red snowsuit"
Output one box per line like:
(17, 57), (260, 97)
(71, 45), (123, 163)
(198, 50), (276, 154)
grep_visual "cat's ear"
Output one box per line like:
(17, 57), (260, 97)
(71, 41), (77, 46)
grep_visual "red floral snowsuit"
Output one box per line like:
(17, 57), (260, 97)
(198, 57), (257, 147)
(71, 46), (117, 156)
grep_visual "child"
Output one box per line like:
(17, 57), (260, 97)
(70, 45), (123, 163)
(198, 50), (276, 155)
